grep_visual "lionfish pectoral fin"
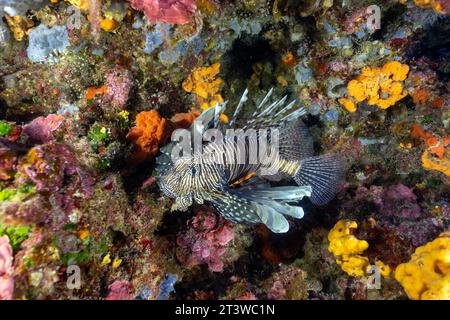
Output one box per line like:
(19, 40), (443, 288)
(293, 155), (345, 205)
(231, 186), (309, 220)
(211, 190), (291, 233)
(235, 186), (312, 201)
(255, 171), (284, 182)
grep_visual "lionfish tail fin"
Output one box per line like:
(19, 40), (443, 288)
(293, 155), (345, 205)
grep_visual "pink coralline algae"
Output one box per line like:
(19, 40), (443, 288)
(379, 184), (421, 219)
(23, 114), (64, 144)
(102, 67), (133, 109)
(351, 184), (421, 219)
(3, 143), (93, 226)
(106, 280), (134, 300)
(128, 0), (197, 24)
(176, 209), (234, 272)
(18, 143), (92, 195)
(0, 236), (14, 300)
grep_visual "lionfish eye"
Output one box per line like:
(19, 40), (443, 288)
(190, 166), (197, 176)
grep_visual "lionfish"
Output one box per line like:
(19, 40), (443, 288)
(156, 89), (344, 233)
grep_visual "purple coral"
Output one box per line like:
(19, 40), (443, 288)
(0, 236), (14, 300)
(348, 184), (421, 220)
(379, 184), (421, 219)
(128, 0), (197, 24)
(176, 209), (234, 272)
(392, 218), (444, 247)
(102, 67), (133, 109)
(23, 114), (64, 144)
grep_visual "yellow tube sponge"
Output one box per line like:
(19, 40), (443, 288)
(183, 63), (222, 100)
(328, 220), (370, 276)
(183, 63), (227, 123)
(394, 232), (450, 300)
(337, 255), (370, 277)
(328, 220), (369, 256)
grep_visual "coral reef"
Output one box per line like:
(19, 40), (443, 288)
(176, 209), (235, 272)
(0, 0), (448, 302)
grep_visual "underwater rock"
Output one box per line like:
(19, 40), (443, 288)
(26, 24), (70, 63)
(23, 114), (65, 144)
(176, 209), (235, 272)
(379, 184), (422, 219)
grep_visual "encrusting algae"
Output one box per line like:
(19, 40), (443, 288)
(394, 231), (450, 300)
(339, 61), (410, 112)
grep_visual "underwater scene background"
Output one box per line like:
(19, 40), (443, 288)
(0, 0), (449, 300)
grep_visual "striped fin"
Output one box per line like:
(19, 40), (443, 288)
(278, 119), (314, 162)
(192, 102), (227, 136)
(229, 88), (248, 127)
(228, 88), (306, 130)
(293, 155), (344, 205)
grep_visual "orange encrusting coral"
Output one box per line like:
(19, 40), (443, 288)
(127, 110), (174, 163)
(170, 110), (201, 129)
(127, 110), (200, 164)
(339, 61), (409, 112)
(85, 86), (107, 100)
(411, 88), (431, 105)
(281, 52), (298, 68)
(411, 124), (450, 176)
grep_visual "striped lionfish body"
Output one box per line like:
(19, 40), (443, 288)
(156, 89), (344, 233)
